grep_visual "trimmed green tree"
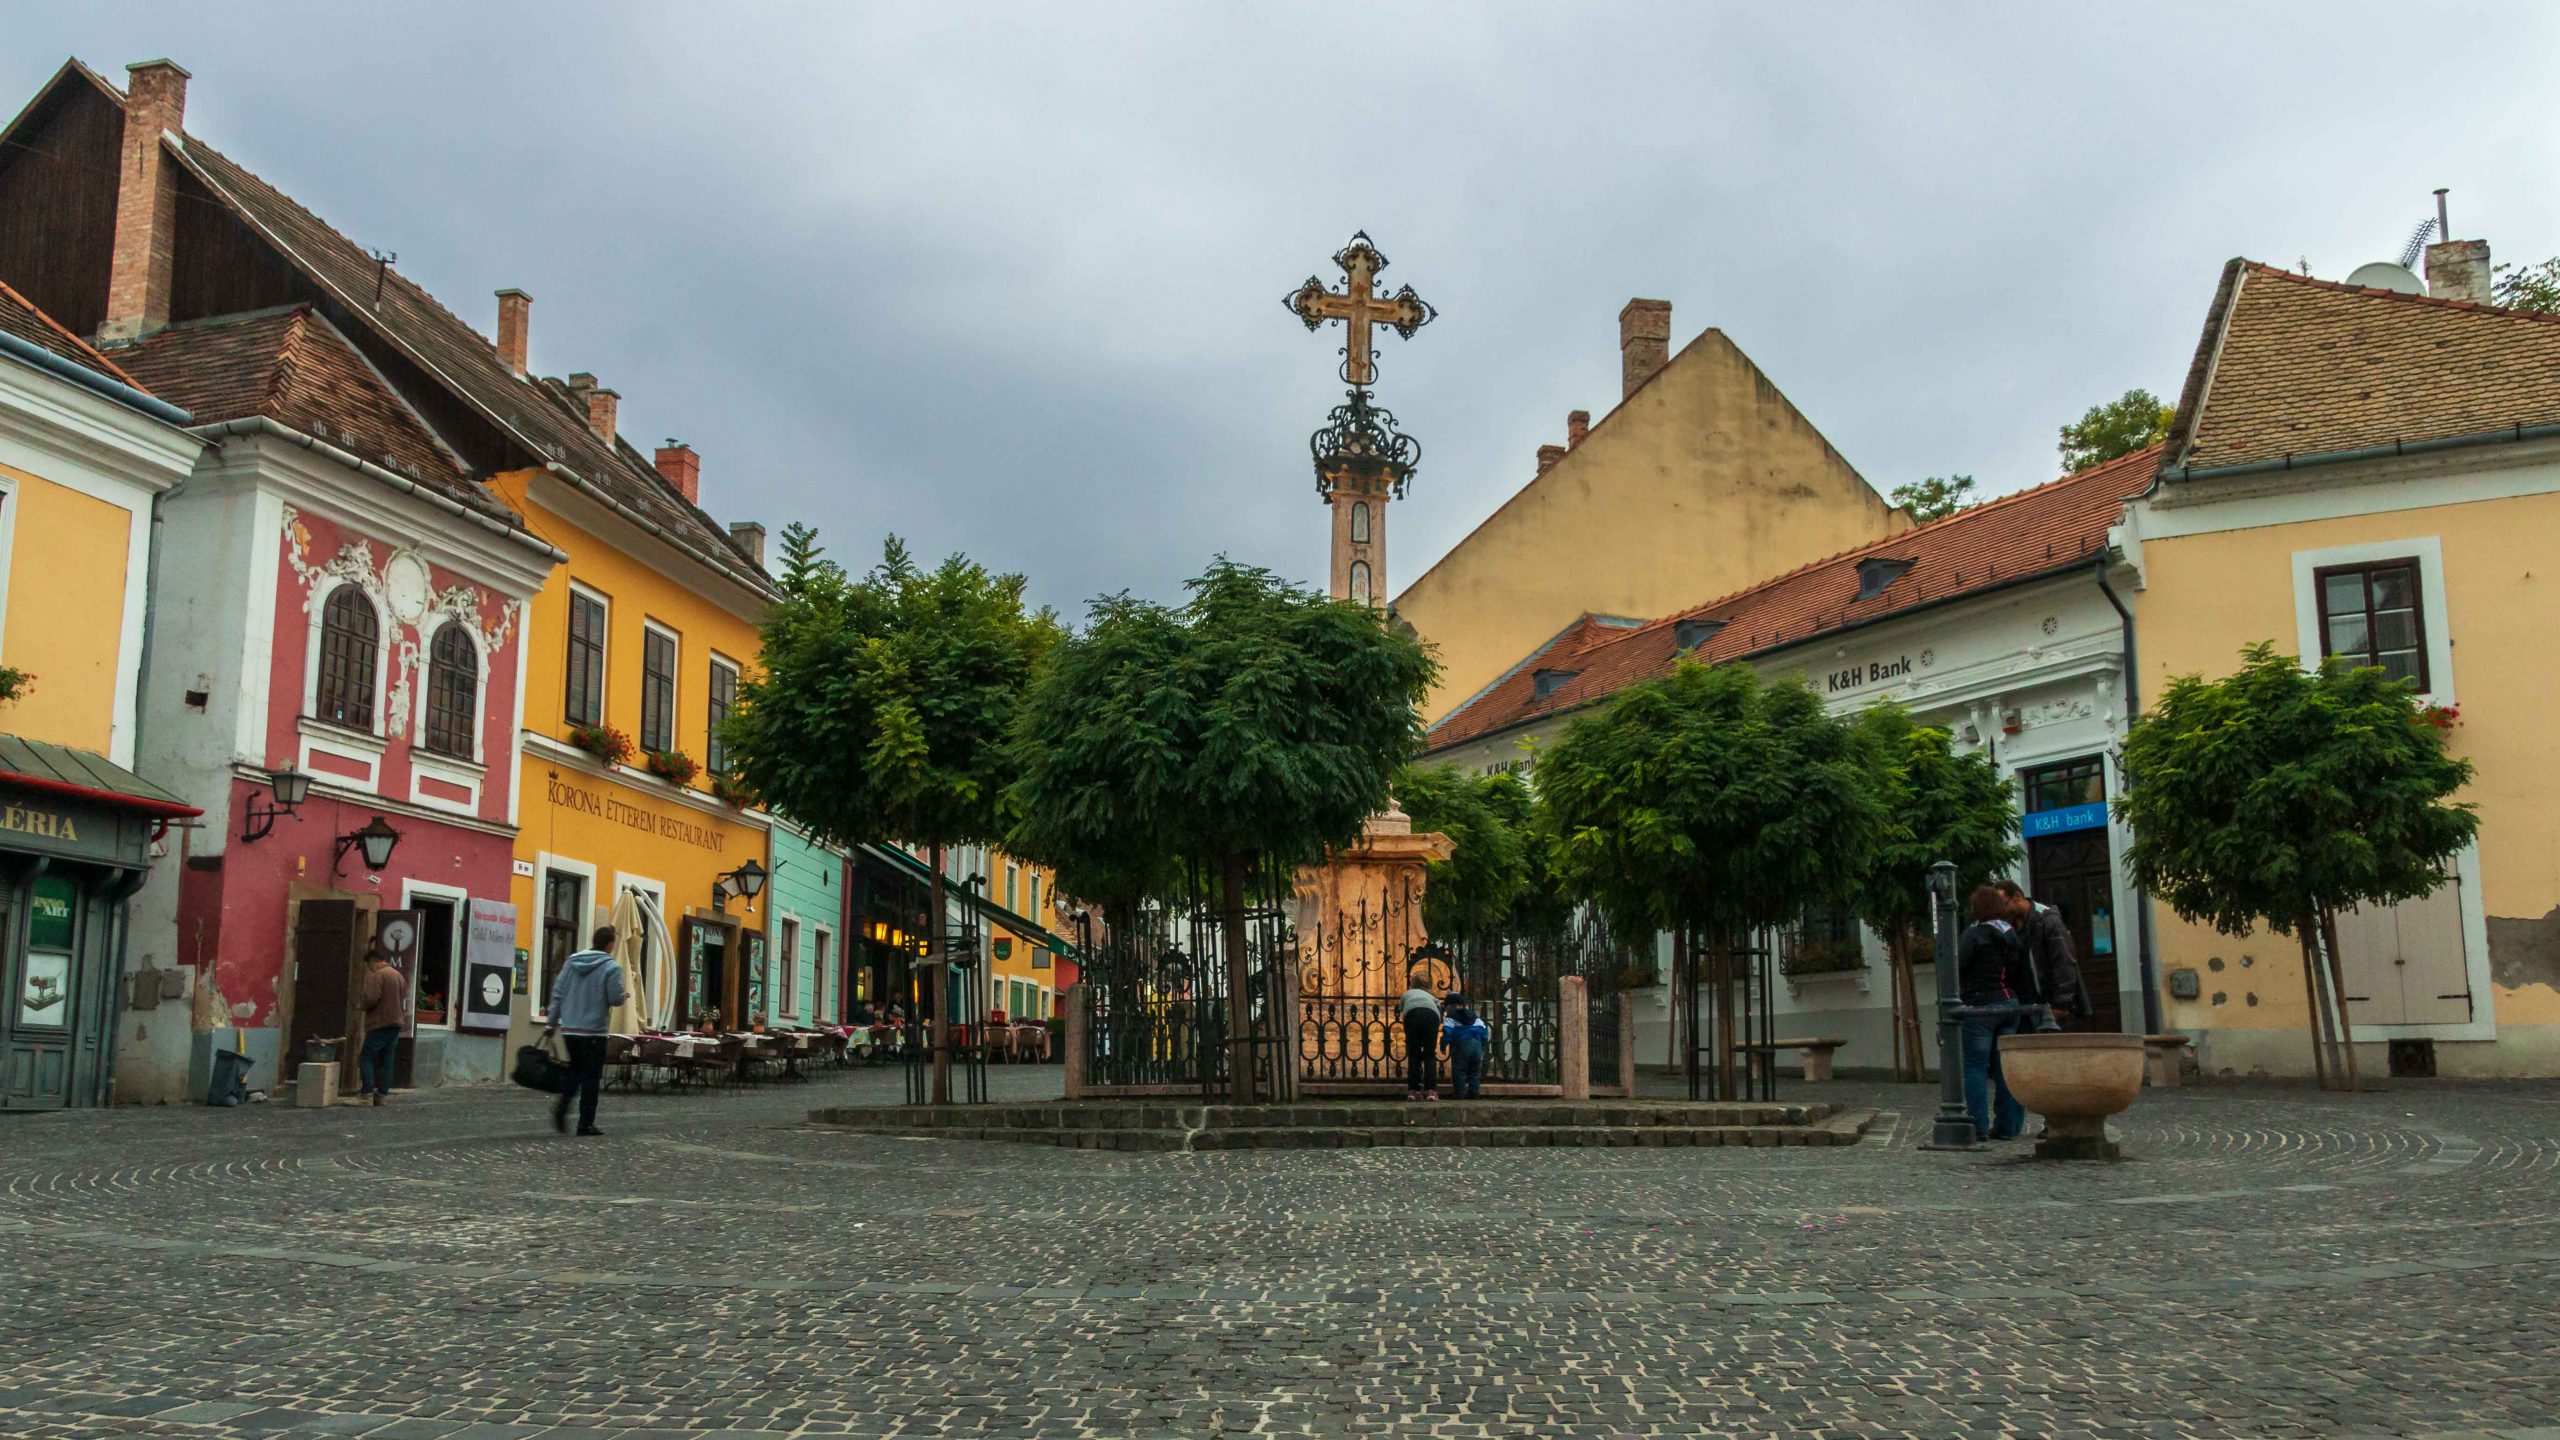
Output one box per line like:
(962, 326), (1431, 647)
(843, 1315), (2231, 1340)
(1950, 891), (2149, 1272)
(722, 532), (1060, 1102)
(1887, 474), (1979, 524)
(1848, 703), (2020, 1080)
(2059, 388), (2174, 471)
(1008, 560), (1434, 1101)
(2119, 642), (2477, 1089)
(1394, 763), (1533, 944)
(1536, 661), (1881, 1086)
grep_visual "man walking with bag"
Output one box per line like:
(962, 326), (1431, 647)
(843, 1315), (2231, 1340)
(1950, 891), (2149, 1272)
(544, 925), (627, 1136)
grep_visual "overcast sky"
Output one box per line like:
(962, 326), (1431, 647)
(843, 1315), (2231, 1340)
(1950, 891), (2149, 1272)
(14, 4), (2560, 620)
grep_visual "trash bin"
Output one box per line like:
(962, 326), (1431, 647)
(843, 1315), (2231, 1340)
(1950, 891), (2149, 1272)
(206, 1048), (255, 1107)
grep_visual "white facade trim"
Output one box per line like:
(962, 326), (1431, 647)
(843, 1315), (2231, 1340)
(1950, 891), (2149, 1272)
(522, 731), (772, 831)
(2288, 533), (2455, 709)
(399, 877), (472, 1033)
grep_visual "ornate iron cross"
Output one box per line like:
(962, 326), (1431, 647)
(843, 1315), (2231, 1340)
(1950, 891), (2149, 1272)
(1284, 231), (1434, 386)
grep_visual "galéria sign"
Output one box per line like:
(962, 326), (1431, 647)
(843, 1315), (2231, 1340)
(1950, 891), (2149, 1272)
(544, 773), (728, 854)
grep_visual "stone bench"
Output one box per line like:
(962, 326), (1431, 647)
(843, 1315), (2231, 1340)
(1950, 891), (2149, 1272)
(2141, 1033), (2194, 1088)
(1734, 1037), (1849, 1083)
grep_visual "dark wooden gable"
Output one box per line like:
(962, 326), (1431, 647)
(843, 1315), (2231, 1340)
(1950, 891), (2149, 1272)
(0, 65), (124, 337)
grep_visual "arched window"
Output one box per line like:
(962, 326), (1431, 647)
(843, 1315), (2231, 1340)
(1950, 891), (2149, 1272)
(1350, 501), (1370, 543)
(315, 586), (380, 731)
(424, 624), (479, 759)
(1348, 560), (1372, 606)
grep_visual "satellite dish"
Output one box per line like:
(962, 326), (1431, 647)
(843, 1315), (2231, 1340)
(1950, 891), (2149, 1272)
(2345, 261), (2426, 296)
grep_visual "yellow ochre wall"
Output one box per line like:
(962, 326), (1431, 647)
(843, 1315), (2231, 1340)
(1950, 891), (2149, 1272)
(1394, 331), (1910, 725)
(0, 465), (132, 752)
(2136, 489), (2560, 1075)
(486, 468), (771, 993)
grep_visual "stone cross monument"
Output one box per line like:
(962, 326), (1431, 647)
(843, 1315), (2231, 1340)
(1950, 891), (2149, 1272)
(1285, 232), (1432, 607)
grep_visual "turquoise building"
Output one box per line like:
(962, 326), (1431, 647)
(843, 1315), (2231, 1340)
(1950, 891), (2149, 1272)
(764, 818), (850, 1026)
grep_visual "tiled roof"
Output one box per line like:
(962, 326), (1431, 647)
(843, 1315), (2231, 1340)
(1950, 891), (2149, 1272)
(0, 277), (143, 387)
(1424, 445), (2159, 753)
(114, 305), (520, 522)
(155, 127), (773, 595)
(2168, 260), (2560, 472)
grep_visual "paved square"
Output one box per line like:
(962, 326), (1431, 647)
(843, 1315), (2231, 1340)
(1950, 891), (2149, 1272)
(3, 1069), (2556, 1438)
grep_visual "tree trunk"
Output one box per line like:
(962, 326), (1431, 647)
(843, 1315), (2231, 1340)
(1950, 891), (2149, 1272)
(2297, 921), (2331, 1091)
(2318, 907), (2362, 1093)
(928, 844), (950, 1105)
(1889, 925), (1924, 1083)
(1667, 928), (1688, 1078)
(1220, 852), (1257, 1104)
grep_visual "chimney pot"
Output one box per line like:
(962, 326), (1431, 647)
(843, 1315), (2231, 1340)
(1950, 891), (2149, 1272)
(2425, 238), (2493, 306)
(1618, 298), (1672, 399)
(1566, 410), (1590, 448)
(99, 59), (193, 343)
(495, 289), (532, 376)
(582, 386), (619, 447)
(728, 521), (767, 567)
(654, 442), (700, 504)
(1535, 444), (1567, 475)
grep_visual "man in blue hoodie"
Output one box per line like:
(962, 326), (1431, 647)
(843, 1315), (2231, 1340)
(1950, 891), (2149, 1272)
(543, 925), (628, 1136)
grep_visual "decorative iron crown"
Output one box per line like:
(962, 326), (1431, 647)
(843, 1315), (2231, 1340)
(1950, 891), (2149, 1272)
(1311, 387), (1420, 500)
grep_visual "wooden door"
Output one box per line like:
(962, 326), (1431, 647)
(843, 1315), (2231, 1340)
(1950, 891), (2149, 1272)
(2026, 831), (2123, 1033)
(288, 899), (363, 1081)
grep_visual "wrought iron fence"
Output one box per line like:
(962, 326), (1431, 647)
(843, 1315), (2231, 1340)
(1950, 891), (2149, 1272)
(1076, 860), (1297, 1101)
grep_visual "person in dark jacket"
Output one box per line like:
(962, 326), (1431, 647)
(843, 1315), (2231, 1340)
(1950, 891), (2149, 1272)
(1955, 886), (2029, 1140)
(1400, 981), (1443, 1100)
(543, 925), (628, 1137)
(1997, 880), (2085, 1023)
(1442, 1005), (1490, 1100)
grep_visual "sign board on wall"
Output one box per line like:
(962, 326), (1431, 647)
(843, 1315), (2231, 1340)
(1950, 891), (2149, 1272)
(459, 898), (518, 1033)
(2023, 801), (2109, 838)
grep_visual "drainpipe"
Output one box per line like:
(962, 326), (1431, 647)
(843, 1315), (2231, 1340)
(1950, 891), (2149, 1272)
(2093, 551), (2162, 1035)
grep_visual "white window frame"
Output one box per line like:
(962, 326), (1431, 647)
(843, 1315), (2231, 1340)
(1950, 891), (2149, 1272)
(777, 912), (801, 1019)
(563, 581), (611, 729)
(399, 878), (472, 1032)
(2291, 535), (2455, 708)
(0, 473), (19, 666)
(706, 651), (741, 772)
(418, 617), (487, 764)
(639, 618), (682, 757)
(305, 575), (390, 739)
(532, 851), (600, 1022)
(813, 924), (835, 1022)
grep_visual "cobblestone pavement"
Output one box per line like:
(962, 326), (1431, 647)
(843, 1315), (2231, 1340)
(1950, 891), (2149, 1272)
(4, 1066), (2558, 1439)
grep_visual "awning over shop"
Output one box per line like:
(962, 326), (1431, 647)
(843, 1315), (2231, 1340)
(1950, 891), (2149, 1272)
(0, 734), (200, 820)
(856, 842), (1077, 962)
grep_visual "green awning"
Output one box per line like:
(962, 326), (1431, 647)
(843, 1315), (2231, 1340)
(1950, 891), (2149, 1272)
(857, 843), (1076, 959)
(0, 734), (199, 819)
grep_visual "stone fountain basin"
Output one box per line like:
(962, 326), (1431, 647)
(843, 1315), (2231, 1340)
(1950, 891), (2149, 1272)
(1997, 1031), (2144, 1159)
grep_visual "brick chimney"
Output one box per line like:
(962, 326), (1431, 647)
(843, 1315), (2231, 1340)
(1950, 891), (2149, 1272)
(654, 441), (700, 503)
(567, 372), (618, 446)
(494, 289), (531, 376)
(1619, 298), (1671, 399)
(728, 521), (767, 566)
(2425, 238), (2493, 306)
(100, 60), (191, 344)
(1566, 410), (1590, 448)
(1536, 444), (1567, 475)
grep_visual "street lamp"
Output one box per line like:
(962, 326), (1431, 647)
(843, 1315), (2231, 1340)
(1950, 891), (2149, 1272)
(712, 859), (767, 912)
(1923, 860), (1977, 1150)
(238, 767), (312, 843)
(331, 814), (401, 876)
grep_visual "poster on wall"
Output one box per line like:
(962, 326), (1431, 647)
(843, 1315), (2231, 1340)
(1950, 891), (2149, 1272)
(373, 910), (423, 1034)
(459, 899), (518, 1034)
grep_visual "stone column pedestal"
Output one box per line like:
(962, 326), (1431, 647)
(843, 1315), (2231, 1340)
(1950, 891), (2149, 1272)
(1062, 984), (1089, 1100)
(1617, 992), (1638, 1098)
(1559, 975), (1589, 1101)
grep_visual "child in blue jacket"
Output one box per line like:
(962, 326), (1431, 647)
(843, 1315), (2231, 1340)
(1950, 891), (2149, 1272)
(1442, 1005), (1490, 1099)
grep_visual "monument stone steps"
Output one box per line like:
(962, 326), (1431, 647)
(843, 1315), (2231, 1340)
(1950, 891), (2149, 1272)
(807, 1101), (1876, 1152)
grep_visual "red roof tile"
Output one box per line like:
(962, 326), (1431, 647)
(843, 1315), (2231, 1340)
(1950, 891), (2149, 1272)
(2167, 260), (2560, 472)
(1424, 445), (2159, 753)
(0, 277), (143, 387)
(114, 305), (518, 523)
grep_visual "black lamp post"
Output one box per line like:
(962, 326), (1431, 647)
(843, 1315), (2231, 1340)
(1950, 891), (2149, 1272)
(1924, 860), (1977, 1149)
(332, 814), (401, 876)
(239, 767), (313, 843)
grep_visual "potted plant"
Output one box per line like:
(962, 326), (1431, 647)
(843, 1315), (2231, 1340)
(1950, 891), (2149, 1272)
(710, 771), (759, 807)
(644, 749), (700, 786)
(567, 722), (635, 767)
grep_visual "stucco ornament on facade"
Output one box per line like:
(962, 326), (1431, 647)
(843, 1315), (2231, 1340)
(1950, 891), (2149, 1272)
(280, 506), (520, 738)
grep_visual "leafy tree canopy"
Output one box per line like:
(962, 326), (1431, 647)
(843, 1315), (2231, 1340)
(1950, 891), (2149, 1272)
(1007, 559), (1435, 906)
(1888, 474), (1979, 524)
(1848, 703), (2019, 943)
(2493, 256), (2560, 313)
(723, 534), (1060, 855)
(2119, 642), (2477, 940)
(1537, 661), (1880, 937)
(1395, 763), (1544, 939)
(2059, 388), (2174, 472)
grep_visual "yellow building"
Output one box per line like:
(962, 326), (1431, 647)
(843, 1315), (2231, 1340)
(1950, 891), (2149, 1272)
(486, 401), (779, 1037)
(1393, 298), (1910, 724)
(0, 282), (201, 1108)
(2123, 249), (2560, 1077)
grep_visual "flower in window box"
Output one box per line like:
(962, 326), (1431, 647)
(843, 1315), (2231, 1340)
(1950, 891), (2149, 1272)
(710, 771), (760, 807)
(643, 749), (701, 786)
(2417, 703), (2461, 731)
(566, 723), (635, 766)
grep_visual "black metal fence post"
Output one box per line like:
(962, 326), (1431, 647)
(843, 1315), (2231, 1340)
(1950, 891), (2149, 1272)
(1925, 860), (1976, 1149)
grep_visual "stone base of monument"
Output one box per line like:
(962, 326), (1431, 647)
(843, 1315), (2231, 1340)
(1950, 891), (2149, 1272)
(810, 1099), (1874, 1152)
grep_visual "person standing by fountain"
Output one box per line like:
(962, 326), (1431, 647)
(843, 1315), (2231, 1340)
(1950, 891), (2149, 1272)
(1443, 1004), (1489, 1100)
(1998, 880), (2084, 1027)
(1957, 888), (2029, 1141)
(1400, 980), (1443, 1100)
